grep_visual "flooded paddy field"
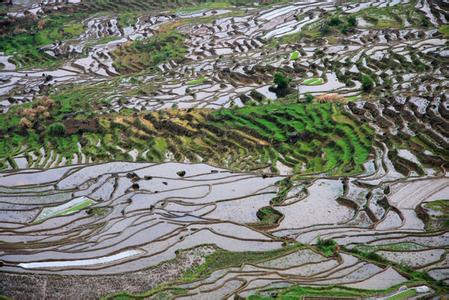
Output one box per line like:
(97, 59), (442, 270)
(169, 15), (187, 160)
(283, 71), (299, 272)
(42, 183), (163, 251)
(0, 0), (448, 298)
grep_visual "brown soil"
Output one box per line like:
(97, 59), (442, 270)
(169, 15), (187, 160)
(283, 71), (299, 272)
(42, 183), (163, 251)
(63, 118), (99, 135)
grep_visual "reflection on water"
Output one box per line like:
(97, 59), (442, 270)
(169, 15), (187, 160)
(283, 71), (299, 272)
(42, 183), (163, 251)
(12, 0), (41, 6)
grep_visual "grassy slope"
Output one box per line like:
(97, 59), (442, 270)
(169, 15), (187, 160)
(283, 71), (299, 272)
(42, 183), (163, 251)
(387, 289), (417, 300)
(0, 13), (86, 69)
(249, 286), (400, 299)
(112, 31), (187, 74)
(0, 95), (374, 176)
(106, 244), (303, 299)
(276, 3), (430, 44)
(0, 0), (261, 70)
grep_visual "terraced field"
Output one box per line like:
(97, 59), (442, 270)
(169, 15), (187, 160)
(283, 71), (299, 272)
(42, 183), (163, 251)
(0, 102), (374, 175)
(0, 0), (448, 299)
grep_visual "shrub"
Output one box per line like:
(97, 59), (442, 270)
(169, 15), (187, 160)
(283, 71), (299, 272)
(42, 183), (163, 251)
(365, 251), (388, 263)
(361, 74), (374, 92)
(340, 25), (350, 34)
(256, 207), (282, 225)
(19, 117), (33, 129)
(328, 17), (342, 26)
(347, 15), (357, 27)
(316, 237), (338, 256)
(305, 93), (314, 103)
(420, 17), (430, 27)
(320, 24), (331, 35)
(47, 122), (66, 136)
(273, 72), (291, 91)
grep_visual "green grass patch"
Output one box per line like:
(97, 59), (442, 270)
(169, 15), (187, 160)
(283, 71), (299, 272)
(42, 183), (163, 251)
(276, 3), (427, 44)
(354, 242), (426, 253)
(86, 35), (121, 48)
(425, 200), (449, 212)
(346, 246), (449, 293)
(180, 244), (302, 282)
(289, 50), (300, 61)
(387, 289), (417, 300)
(33, 197), (94, 223)
(256, 206), (283, 225)
(353, 4), (428, 30)
(117, 12), (139, 28)
(316, 237), (338, 257)
(176, 2), (231, 15)
(63, 22), (85, 36)
(277, 22), (322, 44)
(347, 94), (362, 101)
(249, 285), (399, 299)
(302, 77), (324, 86)
(439, 25), (449, 38)
(186, 76), (207, 85)
(271, 178), (293, 204)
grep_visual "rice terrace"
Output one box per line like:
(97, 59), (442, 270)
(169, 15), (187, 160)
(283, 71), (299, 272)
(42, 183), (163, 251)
(0, 0), (448, 298)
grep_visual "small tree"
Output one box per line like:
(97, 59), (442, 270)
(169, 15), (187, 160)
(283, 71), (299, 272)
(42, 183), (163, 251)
(305, 93), (314, 103)
(361, 74), (374, 92)
(320, 24), (331, 35)
(47, 122), (66, 136)
(420, 17), (430, 27)
(347, 15), (357, 27)
(328, 16), (342, 26)
(273, 72), (291, 91)
(316, 237), (338, 256)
